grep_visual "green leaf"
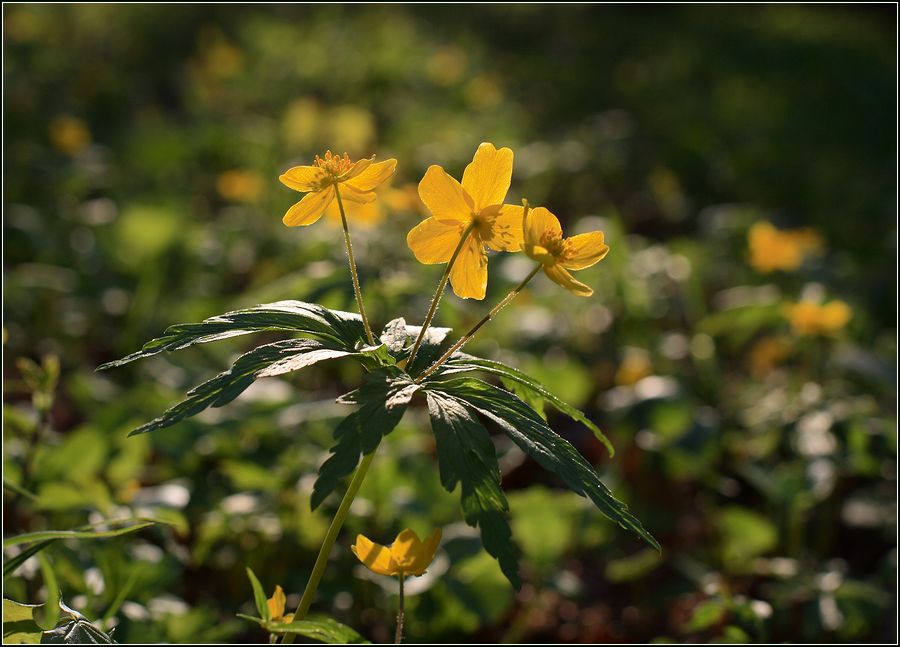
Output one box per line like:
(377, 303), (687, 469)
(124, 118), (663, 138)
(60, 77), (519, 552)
(245, 568), (270, 622)
(36, 555), (59, 629)
(425, 391), (520, 589)
(424, 377), (659, 551)
(440, 355), (614, 457)
(405, 325), (453, 375)
(41, 600), (116, 644)
(379, 318), (408, 355)
(311, 369), (418, 509)
(128, 339), (353, 436)
(98, 300), (367, 369)
(267, 615), (370, 643)
(3, 541), (55, 580)
(3, 599), (43, 644)
(3, 519), (160, 549)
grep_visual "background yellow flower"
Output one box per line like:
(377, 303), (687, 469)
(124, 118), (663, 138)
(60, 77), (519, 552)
(351, 529), (441, 577)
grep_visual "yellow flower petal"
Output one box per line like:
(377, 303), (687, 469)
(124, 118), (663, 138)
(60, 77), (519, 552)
(339, 156), (373, 181)
(482, 204), (524, 252)
(407, 217), (465, 264)
(418, 165), (473, 222)
(544, 263), (593, 296)
(352, 534), (399, 576)
(390, 529), (424, 570)
(524, 206), (563, 250)
(337, 183), (377, 204)
(561, 231), (610, 270)
(461, 143), (513, 211)
(267, 585), (286, 620)
(449, 235), (488, 300)
(283, 188), (334, 227)
(279, 165), (330, 192)
(344, 159), (398, 192)
(408, 528), (442, 576)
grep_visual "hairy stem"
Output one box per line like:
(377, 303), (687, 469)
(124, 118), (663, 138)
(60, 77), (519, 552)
(415, 264), (542, 383)
(394, 574), (405, 644)
(405, 221), (477, 370)
(335, 184), (376, 346)
(282, 451), (377, 643)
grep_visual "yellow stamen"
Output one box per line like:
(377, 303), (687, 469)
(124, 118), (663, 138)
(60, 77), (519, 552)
(314, 150), (354, 177)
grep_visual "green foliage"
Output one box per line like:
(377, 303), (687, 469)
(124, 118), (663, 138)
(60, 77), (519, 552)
(423, 376), (659, 551)
(425, 391), (519, 588)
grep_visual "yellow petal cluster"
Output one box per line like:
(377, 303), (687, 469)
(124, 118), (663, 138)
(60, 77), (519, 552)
(351, 528), (441, 577)
(279, 150), (397, 227)
(784, 300), (852, 336)
(522, 206), (609, 296)
(407, 143), (523, 300)
(748, 221), (822, 273)
(266, 585), (295, 624)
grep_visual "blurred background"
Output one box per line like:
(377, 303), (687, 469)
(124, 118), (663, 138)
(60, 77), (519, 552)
(3, 4), (896, 643)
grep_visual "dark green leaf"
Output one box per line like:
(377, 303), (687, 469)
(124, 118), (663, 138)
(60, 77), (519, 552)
(266, 615), (370, 643)
(311, 369), (418, 509)
(128, 339), (352, 436)
(245, 567), (270, 622)
(425, 390), (520, 588)
(98, 300), (366, 370)
(4, 541), (54, 580)
(440, 355), (614, 457)
(425, 377), (659, 551)
(405, 325), (453, 376)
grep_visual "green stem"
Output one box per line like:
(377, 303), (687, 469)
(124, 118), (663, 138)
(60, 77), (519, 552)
(415, 264), (542, 383)
(394, 573), (405, 644)
(406, 221), (477, 370)
(282, 451), (378, 644)
(335, 184), (376, 346)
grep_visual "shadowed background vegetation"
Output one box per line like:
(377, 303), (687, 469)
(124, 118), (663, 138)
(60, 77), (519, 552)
(3, 4), (896, 643)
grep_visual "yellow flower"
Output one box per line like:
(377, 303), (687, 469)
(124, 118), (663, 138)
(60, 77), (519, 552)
(523, 206), (610, 297)
(322, 181), (421, 228)
(407, 143), (524, 300)
(266, 585), (295, 624)
(351, 528), (441, 577)
(279, 150), (397, 227)
(746, 336), (791, 377)
(748, 221), (822, 273)
(217, 170), (263, 203)
(49, 116), (91, 155)
(784, 300), (852, 336)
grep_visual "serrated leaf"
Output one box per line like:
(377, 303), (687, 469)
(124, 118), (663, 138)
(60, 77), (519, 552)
(439, 355), (615, 457)
(379, 318), (408, 355)
(425, 391), (520, 588)
(311, 370), (418, 509)
(129, 339), (353, 436)
(98, 300), (366, 370)
(245, 567), (270, 621)
(424, 377), (659, 551)
(3, 599), (43, 644)
(267, 615), (370, 643)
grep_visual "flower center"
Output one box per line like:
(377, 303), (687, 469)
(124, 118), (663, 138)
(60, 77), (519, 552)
(539, 231), (569, 258)
(314, 150), (354, 177)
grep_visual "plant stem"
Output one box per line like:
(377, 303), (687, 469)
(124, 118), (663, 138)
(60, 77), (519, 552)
(415, 264), (543, 383)
(335, 184), (376, 346)
(405, 221), (477, 371)
(282, 450), (378, 644)
(394, 574), (405, 644)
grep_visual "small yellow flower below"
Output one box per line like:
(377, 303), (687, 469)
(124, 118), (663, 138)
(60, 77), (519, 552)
(49, 116), (91, 155)
(784, 300), (851, 336)
(748, 221), (822, 273)
(523, 206), (609, 297)
(266, 585), (295, 624)
(279, 150), (397, 227)
(351, 528), (441, 577)
(217, 170), (263, 203)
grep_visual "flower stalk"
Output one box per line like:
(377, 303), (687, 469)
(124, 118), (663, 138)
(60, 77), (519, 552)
(282, 450), (378, 644)
(334, 184), (377, 346)
(415, 262), (542, 383)
(405, 221), (477, 370)
(394, 574), (405, 644)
